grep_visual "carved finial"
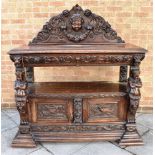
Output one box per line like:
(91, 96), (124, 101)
(72, 4), (83, 11)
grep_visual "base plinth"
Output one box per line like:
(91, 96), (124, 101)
(11, 131), (37, 148)
(119, 124), (144, 147)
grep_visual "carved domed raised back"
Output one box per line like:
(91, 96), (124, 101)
(29, 4), (125, 45)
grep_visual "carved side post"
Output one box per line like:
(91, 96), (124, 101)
(73, 98), (83, 123)
(119, 54), (145, 147)
(10, 55), (36, 147)
(119, 65), (128, 82)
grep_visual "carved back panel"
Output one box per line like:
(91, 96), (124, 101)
(29, 4), (124, 45)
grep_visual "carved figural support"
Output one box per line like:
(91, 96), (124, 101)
(73, 98), (83, 123)
(11, 55), (30, 134)
(127, 66), (142, 123)
(119, 54), (145, 146)
(127, 54), (144, 124)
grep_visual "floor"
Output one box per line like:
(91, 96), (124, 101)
(1, 109), (153, 155)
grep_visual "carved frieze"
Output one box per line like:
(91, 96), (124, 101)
(31, 124), (125, 132)
(21, 55), (133, 66)
(37, 104), (67, 119)
(29, 4), (124, 45)
(90, 103), (117, 118)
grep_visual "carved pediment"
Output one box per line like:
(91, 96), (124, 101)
(29, 4), (124, 45)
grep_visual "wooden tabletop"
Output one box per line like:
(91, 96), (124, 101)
(8, 43), (147, 55)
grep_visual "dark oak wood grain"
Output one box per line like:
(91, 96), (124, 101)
(8, 4), (147, 148)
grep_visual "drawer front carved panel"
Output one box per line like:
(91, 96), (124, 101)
(90, 103), (117, 118)
(37, 104), (67, 119)
(83, 97), (126, 123)
(32, 99), (73, 123)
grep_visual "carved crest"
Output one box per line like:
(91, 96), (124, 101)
(29, 4), (124, 45)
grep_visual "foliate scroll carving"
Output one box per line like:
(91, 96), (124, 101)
(90, 103), (117, 118)
(37, 104), (67, 119)
(119, 66), (128, 82)
(73, 98), (83, 123)
(22, 55), (133, 65)
(29, 4), (124, 45)
(31, 124), (125, 132)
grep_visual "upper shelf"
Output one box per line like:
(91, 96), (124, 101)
(29, 4), (125, 45)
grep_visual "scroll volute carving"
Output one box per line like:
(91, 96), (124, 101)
(29, 4), (124, 45)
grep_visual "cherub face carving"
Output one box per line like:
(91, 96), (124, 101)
(70, 14), (83, 31)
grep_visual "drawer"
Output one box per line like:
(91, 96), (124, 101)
(30, 98), (73, 123)
(83, 97), (127, 123)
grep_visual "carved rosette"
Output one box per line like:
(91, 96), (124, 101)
(127, 54), (144, 124)
(73, 98), (83, 123)
(29, 4), (124, 45)
(11, 55), (30, 133)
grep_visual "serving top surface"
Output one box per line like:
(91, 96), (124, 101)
(29, 82), (127, 97)
(8, 43), (147, 55)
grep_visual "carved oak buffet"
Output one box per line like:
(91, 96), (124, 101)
(8, 4), (147, 147)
